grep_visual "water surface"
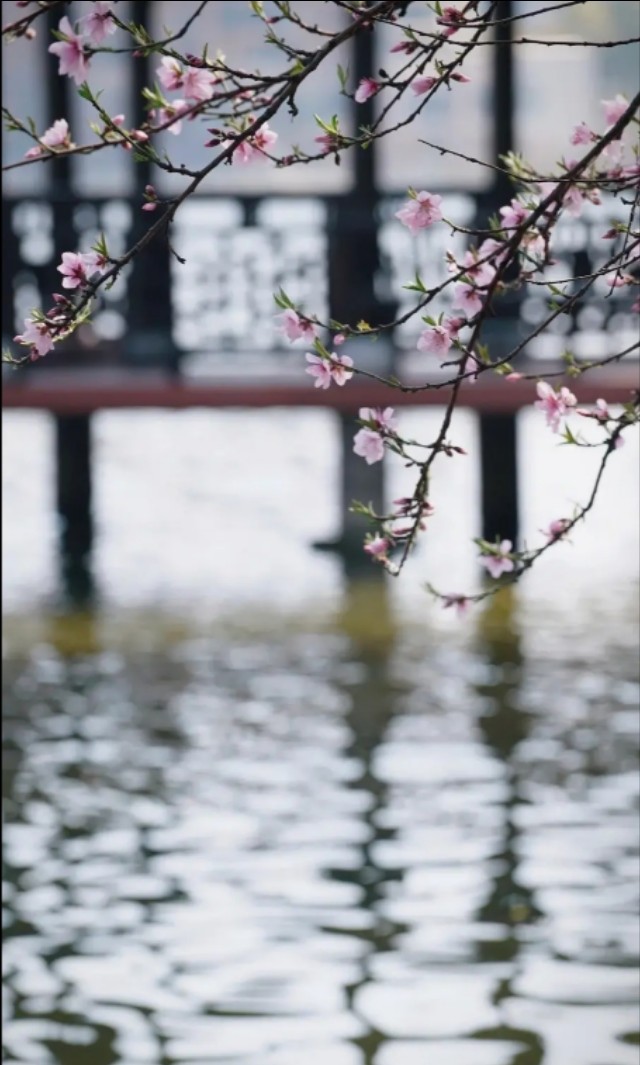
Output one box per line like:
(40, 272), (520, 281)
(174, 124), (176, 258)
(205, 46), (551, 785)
(3, 409), (639, 1064)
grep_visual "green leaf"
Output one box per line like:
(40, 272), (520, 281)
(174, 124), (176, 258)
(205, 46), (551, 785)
(273, 287), (294, 310)
(405, 270), (428, 294)
(77, 82), (95, 103)
(92, 232), (109, 259)
(337, 64), (349, 92)
(314, 114), (334, 134)
(313, 337), (330, 358)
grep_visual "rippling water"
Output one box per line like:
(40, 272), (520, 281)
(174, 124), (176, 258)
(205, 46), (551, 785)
(3, 409), (640, 1064)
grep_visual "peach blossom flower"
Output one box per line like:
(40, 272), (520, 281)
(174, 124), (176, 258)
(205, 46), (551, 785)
(48, 16), (89, 84)
(479, 540), (514, 579)
(395, 191), (443, 234)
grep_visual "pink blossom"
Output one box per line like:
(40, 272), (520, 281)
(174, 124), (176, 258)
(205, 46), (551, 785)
(499, 198), (531, 231)
(253, 123), (278, 153)
(48, 16), (89, 84)
(607, 273), (634, 289)
(594, 397), (611, 422)
(112, 114), (126, 127)
(315, 132), (338, 153)
(614, 433), (625, 450)
(417, 322), (454, 358)
(544, 518), (571, 542)
(56, 251), (103, 290)
(42, 118), (70, 148)
(478, 237), (509, 267)
(305, 353), (333, 389)
(411, 75), (437, 96)
(461, 249), (496, 288)
(353, 407), (396, 464)
(534, 380), (577, 433)
(157, 56), (184, 92)
(228, 139), (255, 164)
(277, 309), (316, 343)
(353, 429), (385, 465)
(80, 2), (115, 46)
(151, 99), (188, 135)
(390, 39), (415, 54)
(361, 406), (397, 432)
(304, 351), (354, 388)
(355, 78), (379, 104)
(226, 123), (278, 164)
(14, 317), (55, 359)
(577, 397), (611, 422)
(364, 535), (390, 558)
(442, 594), (471, 617)
(182, 67), (217, 102)
(479, 540), (515, 579)
(24, 118), (72, 158)
(141, 202), (157, 212)
(505, 372), (523, 381)
(450, 72), (471, 84)
(452, 283), (483, 317)
(395, 190), (443, 234)
(333, 333), (346, 346)
(570, 121), (594, 146)
(393, 497), (412, 517)
(563, 184), (585, 218)
(436, 6), (465, 36)
(328, 352), (354, 386)
(602, 94), (628, 127)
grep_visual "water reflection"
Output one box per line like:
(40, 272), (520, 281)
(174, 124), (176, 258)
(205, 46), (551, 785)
(2, 579), (639, 1065)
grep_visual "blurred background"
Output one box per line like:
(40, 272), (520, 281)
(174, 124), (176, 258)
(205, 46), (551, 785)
(2, 2), (640, 1064)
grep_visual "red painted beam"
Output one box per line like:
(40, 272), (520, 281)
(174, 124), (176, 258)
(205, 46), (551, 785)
(2, 365), (638, 415)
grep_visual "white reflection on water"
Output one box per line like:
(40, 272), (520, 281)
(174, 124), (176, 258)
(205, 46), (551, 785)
(2, 408), (640, 1065)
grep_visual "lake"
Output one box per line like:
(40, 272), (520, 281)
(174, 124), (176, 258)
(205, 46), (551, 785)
(2, 406), (639, 1065)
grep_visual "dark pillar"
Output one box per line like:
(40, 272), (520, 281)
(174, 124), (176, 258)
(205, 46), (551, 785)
(124, 0), (179, 372)
(320, 9), (396, 570)
(55, 414), (94, 603)
(479, 0), (519, 548)
(480, 411), (518, 545)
